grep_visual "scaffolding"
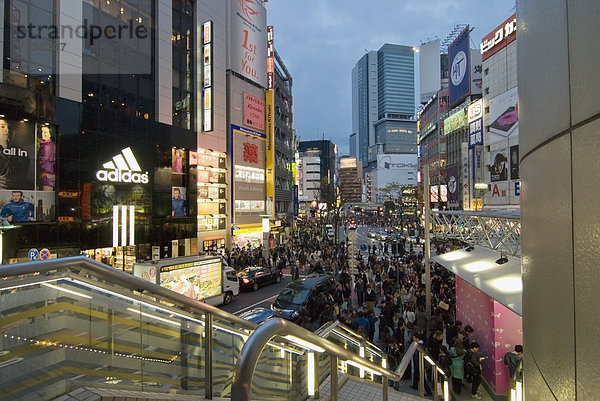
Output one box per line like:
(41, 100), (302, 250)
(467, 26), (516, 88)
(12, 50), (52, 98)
(431, 210), (521, 256)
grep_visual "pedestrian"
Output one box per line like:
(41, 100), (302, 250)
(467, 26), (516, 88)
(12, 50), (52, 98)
(355, 276), (365, 306)
(466, 342), (485, 399)
(450, 337), (466, 395)
(364, 284), (377, 312)
(410, 332), (432, 396)
(504, 344), (523, 389)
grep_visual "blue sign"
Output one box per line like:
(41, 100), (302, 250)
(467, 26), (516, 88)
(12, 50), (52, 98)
(468, 117), (483, 148)
(360, 244), (367, 252)
(449, 26), (470, 106)
(28, 248), (39, 261)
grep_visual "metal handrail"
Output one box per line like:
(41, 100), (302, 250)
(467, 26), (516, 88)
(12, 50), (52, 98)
(232, 318), (408, 401)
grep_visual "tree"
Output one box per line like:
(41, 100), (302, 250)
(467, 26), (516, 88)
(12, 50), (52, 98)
(379, 182), (404, 230)
(319, 177), (351, 243)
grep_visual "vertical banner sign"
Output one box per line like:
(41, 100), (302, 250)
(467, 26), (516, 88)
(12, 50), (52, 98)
(468, 99), (483, 148)
(267, 26), (274, 90)
(448, 26), (471, 106)
(446, 166), (459, 208)
(202, 21), (213, 132)
(266, 89), (275, 214)
(461, 142), (471, 210)
(293, 185), (299, 216)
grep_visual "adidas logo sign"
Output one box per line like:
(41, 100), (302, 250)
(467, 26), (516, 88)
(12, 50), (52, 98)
(96, 147), (149, 184)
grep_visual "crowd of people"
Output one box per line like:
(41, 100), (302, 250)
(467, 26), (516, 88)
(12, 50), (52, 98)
(223, 219), (523, 399)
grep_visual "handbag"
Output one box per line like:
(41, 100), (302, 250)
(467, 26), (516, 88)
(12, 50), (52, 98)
(438, 301), (449, 311)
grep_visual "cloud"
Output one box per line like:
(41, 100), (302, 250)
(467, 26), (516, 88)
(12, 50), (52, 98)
(266, 0), (516, 153)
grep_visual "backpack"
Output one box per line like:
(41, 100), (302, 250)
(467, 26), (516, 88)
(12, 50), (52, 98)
(464, 351), (476, 382)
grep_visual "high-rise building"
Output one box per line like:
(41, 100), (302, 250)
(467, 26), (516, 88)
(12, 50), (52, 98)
(338, 157), (363, 204)
(352, 44), (415, 166)
(297, 140), (336, 211)
(271, 47), (295, 216)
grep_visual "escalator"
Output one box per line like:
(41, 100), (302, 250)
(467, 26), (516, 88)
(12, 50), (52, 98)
(0, 257), (446, 401)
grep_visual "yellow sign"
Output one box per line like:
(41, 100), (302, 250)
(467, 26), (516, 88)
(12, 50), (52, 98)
(265, 90), (275, 202)
(232, 224), (263, 235)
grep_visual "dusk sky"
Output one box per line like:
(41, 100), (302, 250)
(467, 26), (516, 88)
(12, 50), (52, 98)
(266, 0), (516, 154)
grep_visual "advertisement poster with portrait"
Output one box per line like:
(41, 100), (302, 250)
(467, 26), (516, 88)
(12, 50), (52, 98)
(171, 186), (187, 217)
(0, 118), (56, 223)
(0, 117), (35, 190)
(37, 124), (57, 191)
(172, 148), (186, 174)
(490, 149), (508, 182)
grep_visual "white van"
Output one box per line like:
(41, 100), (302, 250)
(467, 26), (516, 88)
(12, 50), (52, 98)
(325, 224), (335, 239)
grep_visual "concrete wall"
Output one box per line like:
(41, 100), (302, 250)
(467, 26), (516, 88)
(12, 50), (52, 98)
(518, 1), (600, 399)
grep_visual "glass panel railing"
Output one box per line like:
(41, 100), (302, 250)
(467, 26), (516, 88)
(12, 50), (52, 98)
(0, 277), (217, 400)
(1, 258), (417, 401)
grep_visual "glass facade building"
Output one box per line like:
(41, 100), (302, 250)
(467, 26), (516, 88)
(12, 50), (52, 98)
(0, 0), (233, 266)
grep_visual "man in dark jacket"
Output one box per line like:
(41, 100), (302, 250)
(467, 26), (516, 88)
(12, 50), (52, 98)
(427, 330), (444, 361)
(466, 342), (484, 399)
(504, 344), (523, 388)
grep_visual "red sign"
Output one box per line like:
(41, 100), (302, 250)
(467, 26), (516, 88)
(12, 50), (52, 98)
(481, 14), (517, 62)
(243, 142), (259, 164)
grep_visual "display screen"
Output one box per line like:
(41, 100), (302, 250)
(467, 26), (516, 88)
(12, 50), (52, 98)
(159, 258), (222, 300)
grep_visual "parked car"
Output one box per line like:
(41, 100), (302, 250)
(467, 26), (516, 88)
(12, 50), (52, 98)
(272, 274), (335, 323)
(375, 231), (388, 241)
(237, 266), (282, 291)
(406, 236), (425, 244)
(238, 307), (274, 324)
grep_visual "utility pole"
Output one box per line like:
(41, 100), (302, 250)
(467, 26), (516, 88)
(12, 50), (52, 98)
(424, 165), (432, 318)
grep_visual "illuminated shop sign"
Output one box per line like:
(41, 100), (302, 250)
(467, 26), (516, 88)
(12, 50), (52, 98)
(96, 147), (149, 184)
(468, 99), (484, 148)
(203, 21), (213, 132)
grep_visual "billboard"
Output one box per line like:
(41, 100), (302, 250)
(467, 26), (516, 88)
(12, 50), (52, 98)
(444, 108), (467, 135)
(228, 0), (267, 88)
(489, 87), (518, 139)
(448, 26), (471, 106)
(468, 99), (484, 148)
(340, 158), (357, 169)
(419, 40), (441, 103)
(231, 124), (265, 225)
(0, 119), (56, 223)
(481, 14), (517, 62)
